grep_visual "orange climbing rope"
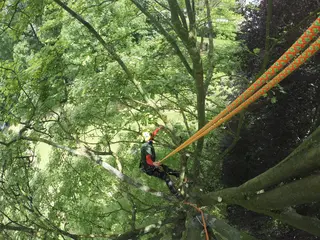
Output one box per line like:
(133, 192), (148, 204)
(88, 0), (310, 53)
(170, 37), (320, 149)
(184, 201), (209, 240)
(159, 17), (320, 163)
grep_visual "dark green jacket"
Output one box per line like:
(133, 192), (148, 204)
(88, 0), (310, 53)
(140, 141), (156, 169)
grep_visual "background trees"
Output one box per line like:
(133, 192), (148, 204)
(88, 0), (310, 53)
(222, 1), (320, 238)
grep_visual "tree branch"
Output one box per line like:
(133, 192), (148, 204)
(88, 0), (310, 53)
(204, 0), (215, 94)
(184, 0), (195, 28)
(131, 0), (193, 76)
(167, 0), (189, 41)
(0, 223), (35, 234)
(21, 136), (174, 201)
(154, 0), (170, 11)
(217, 112), (244, 161)
(79, 0), (115, 14)
(263, 7), (320, 68)
(256, 0), (273, 77)
(29, 23), (44, 47)
(84, 146), (113, 156)
(175, 1), (188, 30)
(246, 174), (320, 210)
(53, 0), (131, 78)
(0, 0), (20, 36)
(270, 208), (320, 237)
(53, 0), (157, 108)
(242, 207), (320, 237)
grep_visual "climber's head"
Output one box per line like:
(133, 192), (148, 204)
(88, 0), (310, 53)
(142, 131), (154, 142)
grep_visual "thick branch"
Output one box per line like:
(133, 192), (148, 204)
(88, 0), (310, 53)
(133, 0), (206, 167)
(200, 128), (320, 207)
(167, 0), (189, 41)
(184, 0), (195, 28)
(0, 223), (35, 234)
(246, 174), (320, 210)
(198, 178), (320, 236)
(166, 0), (206, 171)
(198, 186), (240, 206)
(176, 2), (188, 30)
(271, 209), (320, 237)
(200, 171), (320, 210)
(206, 215), (241, 240)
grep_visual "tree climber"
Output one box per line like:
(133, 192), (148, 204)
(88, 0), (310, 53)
(140, 126), (183, 199)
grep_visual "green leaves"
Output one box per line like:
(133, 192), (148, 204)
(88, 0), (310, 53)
(0, 0), (252, 239)
(271, 96), (277, 104)
(253, 48), (260, 55)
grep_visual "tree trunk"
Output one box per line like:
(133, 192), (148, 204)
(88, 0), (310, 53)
(193, 51), (206, 178)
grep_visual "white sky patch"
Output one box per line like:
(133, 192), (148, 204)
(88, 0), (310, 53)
(241, 0), (260, 5)
(246, 0), (260, 4)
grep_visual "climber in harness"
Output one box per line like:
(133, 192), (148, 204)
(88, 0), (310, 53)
(140, 126), (182, 199)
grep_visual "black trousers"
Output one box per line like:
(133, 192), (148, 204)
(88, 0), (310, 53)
(144, 164), (180, 195)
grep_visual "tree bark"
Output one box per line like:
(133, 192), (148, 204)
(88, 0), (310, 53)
(246, 174), (320, 210)
(272, 210), (320, 236)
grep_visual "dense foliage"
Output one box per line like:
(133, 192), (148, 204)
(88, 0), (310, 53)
(0, 0), (319, 239)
